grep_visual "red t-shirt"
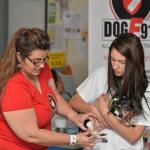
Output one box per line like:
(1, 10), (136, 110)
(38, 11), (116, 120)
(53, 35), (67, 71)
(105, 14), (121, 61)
(0, 64), (57, 150)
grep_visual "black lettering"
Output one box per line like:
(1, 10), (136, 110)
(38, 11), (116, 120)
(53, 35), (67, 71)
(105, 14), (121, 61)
(113, 21), (120, 37)
(104, 21), (112, 37)
(121, 22), (128, 34)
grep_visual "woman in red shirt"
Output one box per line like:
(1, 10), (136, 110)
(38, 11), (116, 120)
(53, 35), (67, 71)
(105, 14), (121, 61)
(0, 28), (95, 150)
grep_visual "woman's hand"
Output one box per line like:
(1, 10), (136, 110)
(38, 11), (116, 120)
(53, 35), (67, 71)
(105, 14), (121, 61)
(76, 131), (96, 148)
(73, 113), (96, 131)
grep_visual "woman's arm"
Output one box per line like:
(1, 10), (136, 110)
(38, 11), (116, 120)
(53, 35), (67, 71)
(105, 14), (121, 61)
(49, 78), (94, 131)
(95, 94), (145, 144)
(3, 108), (95, 147)
(49, 78), (78, 121)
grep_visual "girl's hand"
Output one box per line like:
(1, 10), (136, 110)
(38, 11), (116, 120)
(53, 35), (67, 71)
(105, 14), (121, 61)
(95, 94), (110, 116)
(93, 119), (104, 131)
(90, 104), (109, 128)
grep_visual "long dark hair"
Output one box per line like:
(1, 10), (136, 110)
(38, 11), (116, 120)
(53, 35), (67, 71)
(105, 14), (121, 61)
(0, 28), (51, 93)
(108, 33), (148, 114)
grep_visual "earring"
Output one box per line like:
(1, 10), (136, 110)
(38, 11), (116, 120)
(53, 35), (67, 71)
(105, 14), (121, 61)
(17, 63), (21, 69)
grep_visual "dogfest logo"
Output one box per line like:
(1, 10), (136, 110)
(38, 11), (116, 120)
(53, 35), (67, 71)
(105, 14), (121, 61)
(103, 0), (150, 40)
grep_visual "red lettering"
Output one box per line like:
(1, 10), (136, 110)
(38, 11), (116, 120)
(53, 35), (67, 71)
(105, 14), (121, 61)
(129, 18), (143, 34)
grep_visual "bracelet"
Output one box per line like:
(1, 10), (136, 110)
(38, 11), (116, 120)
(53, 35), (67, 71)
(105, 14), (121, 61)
(69, 135), (77, 145)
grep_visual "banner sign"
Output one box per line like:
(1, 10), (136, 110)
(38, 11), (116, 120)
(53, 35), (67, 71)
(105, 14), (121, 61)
(89, 0), (150, 80)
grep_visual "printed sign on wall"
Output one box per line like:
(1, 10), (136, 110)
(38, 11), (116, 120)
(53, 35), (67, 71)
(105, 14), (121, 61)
(89, 0), (150, 78)
(47, 52), (65, 68)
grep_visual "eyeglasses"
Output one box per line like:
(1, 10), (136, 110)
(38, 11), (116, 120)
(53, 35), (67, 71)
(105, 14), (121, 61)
(26, 56), (49, 66)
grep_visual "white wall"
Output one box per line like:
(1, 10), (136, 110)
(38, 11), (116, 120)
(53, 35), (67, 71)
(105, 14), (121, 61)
(8, 0), (45, 37)
(0, 0), (8, 53)
(8, 0), (88, 87)
(88, 0), (109, 74)
(66, 0), (88, 86)
(88, 0), (150, 76)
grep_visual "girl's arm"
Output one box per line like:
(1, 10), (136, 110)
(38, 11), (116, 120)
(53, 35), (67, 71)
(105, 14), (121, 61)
(102, 110), (144, 144)
(95, 94), (145, 144)
(69, 92), (109, 128)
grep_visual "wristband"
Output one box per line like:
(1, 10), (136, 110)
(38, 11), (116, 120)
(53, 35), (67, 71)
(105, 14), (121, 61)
(69, 135), (77, 145)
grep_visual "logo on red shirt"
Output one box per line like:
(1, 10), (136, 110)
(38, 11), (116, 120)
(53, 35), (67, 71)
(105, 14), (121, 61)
(47, 94), (57, 117)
